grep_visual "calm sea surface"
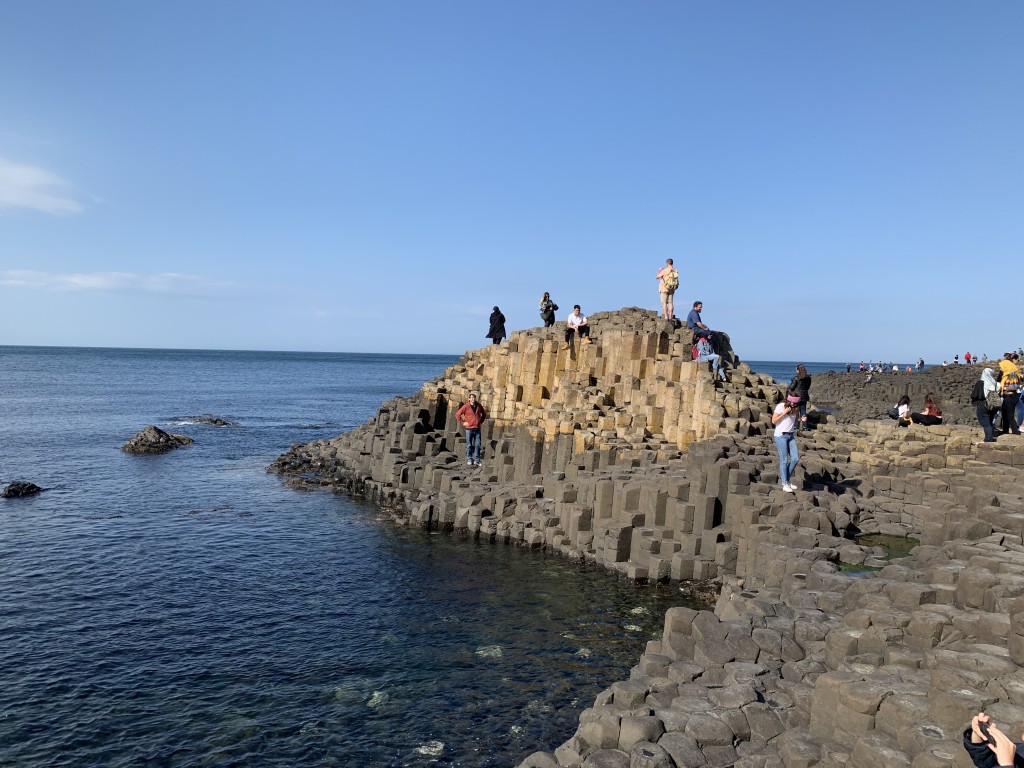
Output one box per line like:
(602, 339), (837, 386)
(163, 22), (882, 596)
(0, 346), (706, 767)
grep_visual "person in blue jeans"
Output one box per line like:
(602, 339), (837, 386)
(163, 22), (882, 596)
(454, 392), (487, 467)
(771, 392), (801, 493)
(694, 335), (726, 381)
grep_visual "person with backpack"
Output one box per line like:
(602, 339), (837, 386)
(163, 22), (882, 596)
(788, 364), (812, 430)
(454, 392), (487, 467)
(999, 353), (1022, 436)
(692, 334), (726, 381)
(971, 367), (1001, 443)
(655, 259), (680, 320)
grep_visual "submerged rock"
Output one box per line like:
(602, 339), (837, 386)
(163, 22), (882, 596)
(121, 425), (194, 454)
(189, 414), (237, 427)
(2, 481), (43, 498)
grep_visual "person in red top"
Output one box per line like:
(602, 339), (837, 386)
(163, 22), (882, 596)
(965, 351), (973, 365)
(910, 392), (943, 426)
(454, 392), (487, 466)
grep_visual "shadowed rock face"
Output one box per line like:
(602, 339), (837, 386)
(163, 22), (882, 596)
(1, 481), (42, 498)
(810, 364), (994, 425)
(270, 308), (1024, 768)
(121, 425), (194, 454)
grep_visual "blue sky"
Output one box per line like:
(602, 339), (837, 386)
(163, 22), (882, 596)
(1, 2), (1021, 362)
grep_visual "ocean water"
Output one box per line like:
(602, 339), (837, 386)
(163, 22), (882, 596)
(746, 361), (848, 384)
(0, 346), (697, 767)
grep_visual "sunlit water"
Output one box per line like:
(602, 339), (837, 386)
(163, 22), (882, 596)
(0, 347), (694, 767)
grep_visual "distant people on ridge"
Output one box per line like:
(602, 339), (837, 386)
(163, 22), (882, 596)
(563, 305), (592, 349)
(788, 364), (812, 431)
(965, 351), (972, 365)
(655, 259), (679, 320)
(486, 306), (506, 345)
(539, 292), (558, 328)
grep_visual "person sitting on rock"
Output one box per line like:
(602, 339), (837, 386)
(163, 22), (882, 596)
(909, 392), (943, 425)
(693, 334), (726, 381)
(563, 305), (592, 349)
(686, 300), (717, 340)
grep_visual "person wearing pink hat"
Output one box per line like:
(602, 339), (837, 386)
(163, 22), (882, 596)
(771, 391), (802, 493)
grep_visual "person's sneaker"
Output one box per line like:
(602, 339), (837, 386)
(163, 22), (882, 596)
(783, 484), (795, 493)
(467, 460), (474, 466)
(562, 342), (570, 350)
(583, 337), (592, 345)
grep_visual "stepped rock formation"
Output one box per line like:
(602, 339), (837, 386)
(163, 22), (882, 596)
(271, 308), (1024, 768)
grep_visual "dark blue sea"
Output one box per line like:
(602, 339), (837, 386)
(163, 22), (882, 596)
(0, 346), (709, 768)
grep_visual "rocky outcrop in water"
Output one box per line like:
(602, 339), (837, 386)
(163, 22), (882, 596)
(121, 425), (194, 454)
(271, 308), (1024, 768)
(2, 481), (42, 498)
(189, 414), (237, 426)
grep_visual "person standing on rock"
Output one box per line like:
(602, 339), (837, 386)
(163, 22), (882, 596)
(655, 259), (679, 320)
(485, 307), (506, 345)
(563, 305), (592, 349)
(538, 292), (558, 328)
(971, 367), (1001, 444)
(771, 392), (802, 493)
(788, 364), (812, 431)
(455, 392), (487, 467)
(999, 353), (1022, 436)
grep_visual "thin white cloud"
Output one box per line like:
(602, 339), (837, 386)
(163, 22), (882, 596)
(0, 157), (83, 215)
(0, 270), (241, 297)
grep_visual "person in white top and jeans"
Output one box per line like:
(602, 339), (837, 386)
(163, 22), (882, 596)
(772, 392), (801, 493)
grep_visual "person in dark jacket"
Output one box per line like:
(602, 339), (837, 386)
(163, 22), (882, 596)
(486, 307), (506, 345)
(789, 364), (812, 431)
(963, 712), (1024, 767)
(971, 367), (1001, 444)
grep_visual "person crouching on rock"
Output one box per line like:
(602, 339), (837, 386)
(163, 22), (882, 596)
(771, 392), (802, 494)
(910, 392), (943, 425)
(563, 305), (592, 349)
(964, 712), (1024, 767)
(455, 392), (487, 467)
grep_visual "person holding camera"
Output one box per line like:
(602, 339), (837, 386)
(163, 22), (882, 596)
(771, 391), (802, 493)
(964, 712), (1022, 767)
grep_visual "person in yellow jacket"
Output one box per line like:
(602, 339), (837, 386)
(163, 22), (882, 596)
(998, 353), (1022, 436)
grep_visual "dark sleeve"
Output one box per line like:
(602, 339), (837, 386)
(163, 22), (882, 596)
(971, 380), (984, 402)
(963, 727), (999, 768)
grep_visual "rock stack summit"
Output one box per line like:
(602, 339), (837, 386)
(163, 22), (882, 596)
(272, 308), (1024, 768)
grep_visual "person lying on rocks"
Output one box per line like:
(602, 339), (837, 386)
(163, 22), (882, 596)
(963, 711), (1022, 767)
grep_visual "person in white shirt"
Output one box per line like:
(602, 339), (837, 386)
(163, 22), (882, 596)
(771, 393), (801, 493)
(563, 305), (592, 349)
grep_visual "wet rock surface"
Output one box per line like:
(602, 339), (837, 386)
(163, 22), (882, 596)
(189, 414), (237, 426)
(270, 309), (1024, 768)
(121, 425), (194, 454)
